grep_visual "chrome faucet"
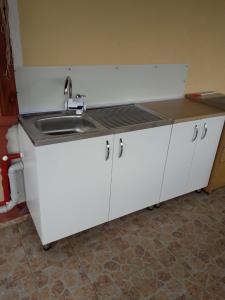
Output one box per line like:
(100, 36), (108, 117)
(64, 75), (87, 114)
(64, 76), (72, 99)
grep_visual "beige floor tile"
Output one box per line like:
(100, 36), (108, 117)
(1, 188), (224, 299)
(0, 275), (39, 300)
(32, 256), (97, 300)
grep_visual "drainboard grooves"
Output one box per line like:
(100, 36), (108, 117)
(88, 104), (161, 129)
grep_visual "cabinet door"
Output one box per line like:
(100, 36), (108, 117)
(109, 125), (172, 221)
(186, 116), (224, 192)
(160, 120), (201, 202)
(36, 135), (114, 244)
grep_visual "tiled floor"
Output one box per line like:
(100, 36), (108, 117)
(0, 188), (224, 300)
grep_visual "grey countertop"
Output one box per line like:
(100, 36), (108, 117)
(20, 98), (225, 147)
(141, 98), (225, 123)
(19, 103), (173, 146)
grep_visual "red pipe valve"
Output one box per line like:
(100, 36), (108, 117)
(0, 153), (23, 207)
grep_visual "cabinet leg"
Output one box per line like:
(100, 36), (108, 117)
(154, 203), (160, 208)
(196, 189), (202, 193)
(43, 243), (52, 251)
(147, 205), (154, 210)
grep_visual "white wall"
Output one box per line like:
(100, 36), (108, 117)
(15, 64), (187, 114)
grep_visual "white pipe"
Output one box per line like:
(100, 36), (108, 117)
(0, 161), (24, 213)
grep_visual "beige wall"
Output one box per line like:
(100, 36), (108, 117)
(18, 0), (225, 93)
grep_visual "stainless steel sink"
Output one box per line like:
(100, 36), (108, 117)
(35, 115), (97, 135)
(88, 104), (162, 129)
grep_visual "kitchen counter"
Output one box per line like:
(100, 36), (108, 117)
(19, 96), (225, 246)
(19, 105), (172, 146)
(188, 94), (225, 111)
(141, 98), (225, 123)
(19, 98), (225, 146)
(184, 94), (225, 193)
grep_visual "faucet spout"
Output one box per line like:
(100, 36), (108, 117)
(64, 76), (72, 99)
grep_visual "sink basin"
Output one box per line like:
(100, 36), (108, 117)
(35, 115), (96, 135)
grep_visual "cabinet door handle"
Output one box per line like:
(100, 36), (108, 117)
(201, 123), (208, 140)
(192, 125), (198, 142)
(105, 140), (110, 160)
(118, 138), (124, 158)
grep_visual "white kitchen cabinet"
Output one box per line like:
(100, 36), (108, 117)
(19, 123), (172, 245)
(20, 113), (223, 246)
(186, 116), (224, 192)
(160, 116), (224, 203)
(109, 125), (172, 220)
(19, 125), (114, 245)
(160, 120), (201, 202)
